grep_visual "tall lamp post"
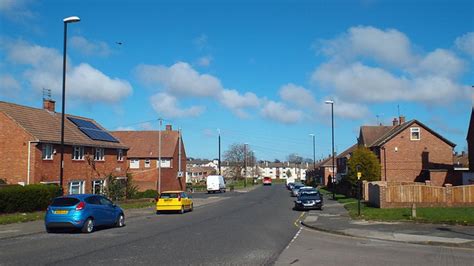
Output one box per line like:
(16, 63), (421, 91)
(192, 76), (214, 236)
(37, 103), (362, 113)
(325, 100), (335, 200)
(309, 134), (316, 186)
(60, 16), (80, 195)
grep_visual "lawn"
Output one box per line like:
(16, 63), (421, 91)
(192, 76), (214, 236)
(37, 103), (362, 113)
(319, 188), (474, 225)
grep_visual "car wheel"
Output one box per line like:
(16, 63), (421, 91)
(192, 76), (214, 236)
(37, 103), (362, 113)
(45, 227), (54, 233)
(180, 206), (185, 214)
(116, 214), (125, 227)
(189, 203), (194, 212)
(156, 210), (160, 215)
(81, 218), (94, 233)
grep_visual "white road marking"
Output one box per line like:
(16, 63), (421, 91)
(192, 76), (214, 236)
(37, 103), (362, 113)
(285, 228), (302, 250)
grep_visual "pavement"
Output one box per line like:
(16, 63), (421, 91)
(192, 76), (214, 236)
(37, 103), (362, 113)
(301, 195), (474, 248)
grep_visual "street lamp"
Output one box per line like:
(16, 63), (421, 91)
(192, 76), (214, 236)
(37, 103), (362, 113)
(309, 134), (316, 186)
(325, 100), (335, 200)
(59, 16), (80, 195)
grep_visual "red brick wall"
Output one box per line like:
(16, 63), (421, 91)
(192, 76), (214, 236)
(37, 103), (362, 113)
(0, 113), (33, 184)
(127, 139), (187, 192)
(379, 122), (454, 185)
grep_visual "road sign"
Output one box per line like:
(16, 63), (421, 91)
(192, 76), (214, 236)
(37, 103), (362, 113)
(357, 172), (362, 180)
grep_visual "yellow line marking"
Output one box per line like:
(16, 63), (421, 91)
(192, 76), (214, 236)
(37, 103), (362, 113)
(294, 212), (306, 228)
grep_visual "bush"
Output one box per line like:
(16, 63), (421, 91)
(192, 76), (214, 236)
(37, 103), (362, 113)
(132, 189), (159, 199)
(0, 184), (61, 214)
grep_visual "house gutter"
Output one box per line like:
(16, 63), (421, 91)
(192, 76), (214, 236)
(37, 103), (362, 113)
(27, 141), (39, 185)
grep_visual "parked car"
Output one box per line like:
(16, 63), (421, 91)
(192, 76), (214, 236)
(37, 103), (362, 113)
(294, 191), (323, 211)
(45, 194), (125, 233)
(295, 186), (317, 197)
(206, 175), (226, 193)
(291, 183), (305, 197)
(156, 191), (193, 214)
(263, 177), (272, 186)
(287, 182), (295, 190)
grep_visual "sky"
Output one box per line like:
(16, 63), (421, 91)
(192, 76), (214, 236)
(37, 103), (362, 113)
(0, 0), (473, 161)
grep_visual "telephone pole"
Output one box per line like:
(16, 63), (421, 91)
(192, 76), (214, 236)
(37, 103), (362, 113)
(158, 118), (162, 194)
(218, 129), (221, 175)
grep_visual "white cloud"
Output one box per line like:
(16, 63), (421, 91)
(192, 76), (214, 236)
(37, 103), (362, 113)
(3, 39), (132, 103)
(150, 92), (205, 118)
(196, 56), (213, 67)
(320, 98), (370, 120)
(70, 36), (112, 57)
(0, 74), (21, 97)
(417, 49), (465, 78)
(136, 62), (223, 97)
(115, 126), (135, 131)
(455, 32), (474, 58)
(218, 89), (260, 117)
(193, 34), (209, 50)
(279, 83), (317, 107)
(0, 0), (35, 22)
(260, 101), (303, 124)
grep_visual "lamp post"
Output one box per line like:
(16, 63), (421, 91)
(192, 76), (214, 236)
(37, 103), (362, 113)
(59, 16), (80, 195)
(325, 100), (335, 200)
(218, 129), (221, 175)
(309, 134), (316, 186)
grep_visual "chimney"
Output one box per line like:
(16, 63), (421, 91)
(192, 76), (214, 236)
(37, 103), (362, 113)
(392, 118), (399, 126)
(165, 125), (172, 131)
(399, 116), (406, 124)
(43, 99), (56, 112)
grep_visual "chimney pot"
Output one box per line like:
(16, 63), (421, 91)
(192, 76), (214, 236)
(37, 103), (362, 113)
(166, 125), (172, 131)
(392, 118), (399, 126)
(399, 116), (406, 124)
(43, 99), (56, 112)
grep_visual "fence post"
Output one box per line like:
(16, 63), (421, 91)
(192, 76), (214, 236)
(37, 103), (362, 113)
(445, 184), (453, 207)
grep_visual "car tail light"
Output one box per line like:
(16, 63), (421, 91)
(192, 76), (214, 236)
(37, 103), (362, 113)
(76, 201), (86, 211)
(178, 194), (181, 201)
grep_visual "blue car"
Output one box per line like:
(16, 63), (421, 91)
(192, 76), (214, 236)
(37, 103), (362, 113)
(45, 194), (125, 233)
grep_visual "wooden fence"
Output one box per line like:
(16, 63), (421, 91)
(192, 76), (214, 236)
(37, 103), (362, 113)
(365, 181), (474, 208)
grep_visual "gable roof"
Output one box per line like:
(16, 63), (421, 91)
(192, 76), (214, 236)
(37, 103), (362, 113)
(337, 144), (358, 159)
(359, 125), (395, 147)
(370, 119), (456, 148)
(111, 130), (180, 158)
(0, 101), (127, 149)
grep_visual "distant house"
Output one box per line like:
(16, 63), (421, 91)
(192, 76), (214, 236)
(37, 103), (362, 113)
(112, 126), (186, 192)
(315, 157), (336, 186)
(186, 166), (215, 183)
(0, 100), (129, 194)
(336, 144), (357, 181)
(258, 161), (308, 181)
(358, 116), (456, 186)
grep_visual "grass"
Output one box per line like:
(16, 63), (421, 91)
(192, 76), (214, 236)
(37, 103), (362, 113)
(0, 198), (156, 225)
(319, 188), (474, 225)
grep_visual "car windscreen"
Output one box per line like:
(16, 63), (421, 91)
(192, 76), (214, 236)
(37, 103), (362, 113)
(160, 193), (179, 199)
(299, 192), (321, 200)
(51, 197), (80, 206)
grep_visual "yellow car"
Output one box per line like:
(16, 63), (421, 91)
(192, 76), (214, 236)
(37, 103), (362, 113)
(156, 191), (193, 214)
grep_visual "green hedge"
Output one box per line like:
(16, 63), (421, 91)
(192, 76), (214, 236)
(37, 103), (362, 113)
(0, 184), (61, 214)
(131, 189), (159, 199)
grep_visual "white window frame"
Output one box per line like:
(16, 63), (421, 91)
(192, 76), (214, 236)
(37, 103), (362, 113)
(145, 159), (151, 168)
(42, 144), (53, 160)
(157, 159), (172, 168)
(94, 148), (105, 161)
(69, 181), (85, 194)
(410, 127), (421, 141)
(92, 180), (104, 194)
(117, 149), (124, 161)
(130, 159), (140, 169)
(72, 146), (85, 160)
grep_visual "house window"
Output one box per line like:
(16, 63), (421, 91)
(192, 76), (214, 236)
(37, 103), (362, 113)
(69, 181), (85, 194)
(410, 127), (420, 140)
(157, 159), (172, 168)
(72, 146), (84, 160)
(130, 159), (140, 169)
(92, 180), (104, 194)
(117, 149), (124, 161)
(145, 159), (151, 168)
(42, 144), (53, 160)
(94, 148), (105, 161)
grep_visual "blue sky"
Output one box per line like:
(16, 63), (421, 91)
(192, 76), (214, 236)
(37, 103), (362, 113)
(1, 0), (473, 161)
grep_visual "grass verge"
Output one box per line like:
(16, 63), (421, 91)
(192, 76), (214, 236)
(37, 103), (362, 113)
(319, 188), (474, 226)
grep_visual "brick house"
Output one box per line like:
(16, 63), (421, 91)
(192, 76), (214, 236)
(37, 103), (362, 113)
(335, 144), (357, 181)
(358, 116), (456, 186)
(315, 157), (336, 186)
(111, 126), (186, 192)
(0, 100), (129, 194)
(468, 108), (474, 172)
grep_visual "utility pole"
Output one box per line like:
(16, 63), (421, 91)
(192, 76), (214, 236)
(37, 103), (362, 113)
(178, 128), (182, 179)
(158, 118), (162, 194)
(244, 143), (247, 188)
(218, 129), (221, 175)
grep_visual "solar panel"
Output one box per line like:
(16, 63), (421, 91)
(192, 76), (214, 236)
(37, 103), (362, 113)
(68, 117), (101, 130)
(79, 128), (119, 143)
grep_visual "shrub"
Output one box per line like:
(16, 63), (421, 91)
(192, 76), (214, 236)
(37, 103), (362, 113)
(132, 189), (159, 199)
(0, 184), (61, 214)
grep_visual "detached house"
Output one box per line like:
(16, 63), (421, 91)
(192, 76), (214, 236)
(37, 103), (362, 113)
(358, 116), (456, 186)
(112, 126), (186, 192)
(0, 100), (129, 194)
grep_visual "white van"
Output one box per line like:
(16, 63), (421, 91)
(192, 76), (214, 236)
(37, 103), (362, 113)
(206, 175), (226, 193)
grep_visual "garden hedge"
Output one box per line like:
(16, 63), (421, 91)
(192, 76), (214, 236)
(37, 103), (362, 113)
(0, 184), (61, 213)
(132, 189), (159, 199)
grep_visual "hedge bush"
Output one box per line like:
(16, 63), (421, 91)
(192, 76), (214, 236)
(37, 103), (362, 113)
(0, 184), (61, 214)
(132, 189), (159, 199)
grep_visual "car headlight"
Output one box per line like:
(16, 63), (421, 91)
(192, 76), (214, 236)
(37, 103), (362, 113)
(296, 200), (302, 204)
(316, 200), (321, 203)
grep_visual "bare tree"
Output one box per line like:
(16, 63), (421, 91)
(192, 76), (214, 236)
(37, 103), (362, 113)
(287, 153), (303, 164)
(223, 143), (255, 180)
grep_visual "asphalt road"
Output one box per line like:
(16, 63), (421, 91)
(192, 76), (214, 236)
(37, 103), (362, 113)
(0, 184), (301, 265)
(276, 222), (474, 266)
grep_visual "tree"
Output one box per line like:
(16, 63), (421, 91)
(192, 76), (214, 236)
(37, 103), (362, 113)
(347, 146), (381, 185)
(273, 159), (281, 163)
(287, 153), (303, 164)
(223, 143), (255, 180)
(286, 169), (292, 178)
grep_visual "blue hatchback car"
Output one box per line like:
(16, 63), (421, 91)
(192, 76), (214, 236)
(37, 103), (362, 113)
(45, 194), (125, 233)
